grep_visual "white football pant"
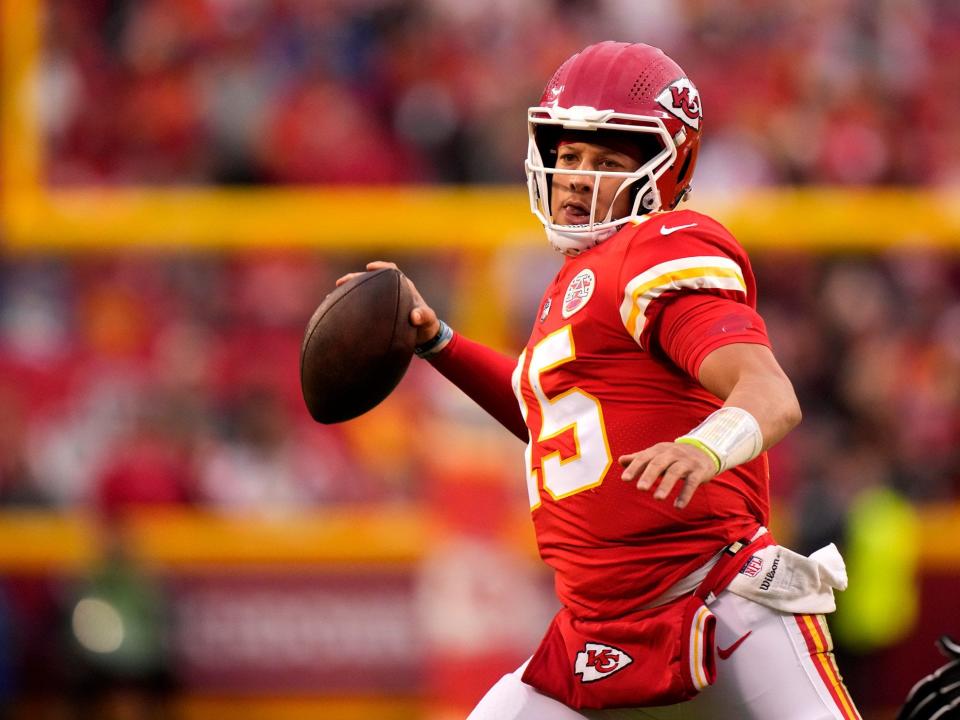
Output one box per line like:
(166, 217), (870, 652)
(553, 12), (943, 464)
(467, 591), (860, 720)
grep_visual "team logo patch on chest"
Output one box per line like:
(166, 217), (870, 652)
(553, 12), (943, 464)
(574, 642), (633, 682)
(562, 269), (596, 319)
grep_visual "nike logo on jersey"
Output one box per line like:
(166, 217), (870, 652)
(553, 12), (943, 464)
(660, 222), (698, 235)
(717, 631), (752, 660)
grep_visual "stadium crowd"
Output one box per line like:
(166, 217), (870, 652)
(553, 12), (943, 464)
(40, 0), (960, 189)
(9, 0), (956, 544)
(1, 0), (959, 715)
(2, 249), (958, 542)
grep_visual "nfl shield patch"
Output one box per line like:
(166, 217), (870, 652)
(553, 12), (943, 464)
(740, 555), (763, 578)
(540, 297), (552, 323)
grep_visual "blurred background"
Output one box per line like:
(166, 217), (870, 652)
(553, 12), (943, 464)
(1, 0), (959, 718)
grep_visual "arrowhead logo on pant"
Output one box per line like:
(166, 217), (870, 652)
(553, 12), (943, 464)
(574, 643), (633, 682)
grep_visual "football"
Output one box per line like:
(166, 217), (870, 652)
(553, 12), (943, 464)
(300, 268), (417, 423)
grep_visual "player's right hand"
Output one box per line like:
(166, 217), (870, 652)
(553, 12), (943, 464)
(335, 261), (440, 345)
(619, 441), (719, 509)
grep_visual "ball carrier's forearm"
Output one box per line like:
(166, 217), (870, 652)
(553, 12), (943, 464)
(695, 343), (802, 455)
(674, 344), (801, 476)
(714, 374), (801, 452)
(417, 324), (529, 442)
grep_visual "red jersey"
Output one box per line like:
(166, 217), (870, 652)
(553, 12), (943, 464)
(511, 209), (771, 620)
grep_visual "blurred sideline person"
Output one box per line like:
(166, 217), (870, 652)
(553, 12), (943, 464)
(340, 42), (861, 719)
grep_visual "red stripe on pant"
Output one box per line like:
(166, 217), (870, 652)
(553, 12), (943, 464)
(794, 614), (861, 720)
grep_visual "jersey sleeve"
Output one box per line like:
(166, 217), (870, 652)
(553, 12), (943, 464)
(427, 332), (528, 441)
(617, 219), (755, 351)
(655, 293), (772, 379)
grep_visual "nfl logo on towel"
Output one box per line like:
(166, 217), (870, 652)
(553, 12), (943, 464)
(740, 555), (763, 578)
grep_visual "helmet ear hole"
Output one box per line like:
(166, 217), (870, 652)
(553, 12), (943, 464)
(640, 189), (657, 211)
(676, 149), (693, 185)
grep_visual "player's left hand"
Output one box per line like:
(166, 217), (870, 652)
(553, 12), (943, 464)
(619, 442), (718, 509)
(335, 261), (440, 345)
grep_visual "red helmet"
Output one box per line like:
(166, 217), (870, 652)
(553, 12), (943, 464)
(525, 42), (703, 255)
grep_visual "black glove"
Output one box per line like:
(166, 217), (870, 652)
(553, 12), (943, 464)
(897, 636), (960, 720)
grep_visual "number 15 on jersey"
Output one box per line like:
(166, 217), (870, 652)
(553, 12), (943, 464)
(512, 325), (614, 510)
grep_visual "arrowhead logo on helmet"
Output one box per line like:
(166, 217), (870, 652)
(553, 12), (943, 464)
(657, 78), (702, 130)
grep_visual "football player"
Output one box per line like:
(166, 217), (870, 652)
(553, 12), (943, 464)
(340, 41), (861, 719)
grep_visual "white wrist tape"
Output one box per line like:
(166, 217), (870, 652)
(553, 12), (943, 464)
(676, 406), (763, 473)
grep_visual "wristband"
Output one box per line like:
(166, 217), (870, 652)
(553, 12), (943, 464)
(675, 406), (763, 473)
(414, 319), (453, 358)
(675, 437), (722, 474)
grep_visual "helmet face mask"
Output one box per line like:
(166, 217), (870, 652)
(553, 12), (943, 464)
(525, 42), (702, 256)
(526, 108), (678, 255)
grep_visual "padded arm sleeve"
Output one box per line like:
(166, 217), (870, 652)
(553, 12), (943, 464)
(428, 332), (528, 441)
(655, 294), (772, 380)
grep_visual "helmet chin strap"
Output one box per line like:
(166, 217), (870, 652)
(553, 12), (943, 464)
(546, 223), (621, 256)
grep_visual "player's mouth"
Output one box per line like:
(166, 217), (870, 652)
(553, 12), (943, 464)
(558, 200), (592, 225)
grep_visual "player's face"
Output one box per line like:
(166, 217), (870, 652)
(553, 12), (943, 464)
(550, 141), (642, 226)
